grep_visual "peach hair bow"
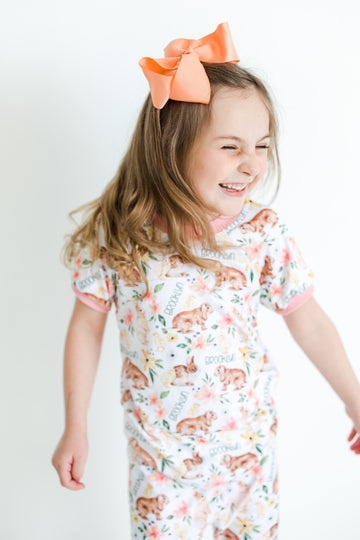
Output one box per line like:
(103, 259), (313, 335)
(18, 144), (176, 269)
(138, 22), (239, 109)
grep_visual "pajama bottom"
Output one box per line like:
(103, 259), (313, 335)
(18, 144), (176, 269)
(126, 427), (279, 540)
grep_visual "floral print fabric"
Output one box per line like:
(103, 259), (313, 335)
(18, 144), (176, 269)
(71, 199), (314, 539)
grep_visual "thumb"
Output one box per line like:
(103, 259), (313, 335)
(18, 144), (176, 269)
(72, 453), (87, 485)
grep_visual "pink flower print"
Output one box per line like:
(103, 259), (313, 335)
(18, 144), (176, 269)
(247, 388), (260, 408)
(124, 308), (133, 326)
(222, 416), (238, 430)
(255, 471), (265, 488)
(156, 406), (166, 419)
(193, 334), (207, 351)
(280, 248), (291, 267)
(147, 524), (162, 539)
(73, 270), (80, 279)
(219, 313), (235, 329)
(189, 276), (212, 295)
(149, 393), (160, 406)
(243, 292), (253, 315)
(270, 283), (281, 299)
(204, 473), (227, 495)
(174, 500), (190, 519)
(148, 472), (172, 487)
(194, 384), (219, 404)
(143, 290), (155, 302)
(244, 242), (264, 262)
(150, 301), (160, 314)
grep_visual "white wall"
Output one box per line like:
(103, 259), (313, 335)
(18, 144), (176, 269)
(1, 0), (360, 538)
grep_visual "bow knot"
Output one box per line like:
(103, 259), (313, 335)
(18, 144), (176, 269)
(139, 22), (239, 109)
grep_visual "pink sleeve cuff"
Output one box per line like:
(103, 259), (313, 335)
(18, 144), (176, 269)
(72, 283), (111, 313)
(280, 284), (315, 316)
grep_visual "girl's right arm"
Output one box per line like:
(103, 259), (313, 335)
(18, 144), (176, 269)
(51, 297), (108, 490)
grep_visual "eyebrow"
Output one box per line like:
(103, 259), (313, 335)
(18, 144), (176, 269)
(215, 134), (270, 142)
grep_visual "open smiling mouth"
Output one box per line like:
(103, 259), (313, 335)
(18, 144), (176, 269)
(218, 183), (247, 194)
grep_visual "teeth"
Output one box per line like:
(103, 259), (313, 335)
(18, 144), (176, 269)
(220, 183), (246, 191)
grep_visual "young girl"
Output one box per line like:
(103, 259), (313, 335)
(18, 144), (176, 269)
(52, 22), (360, 540)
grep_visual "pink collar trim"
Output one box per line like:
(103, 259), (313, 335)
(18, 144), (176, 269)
(152, 206), (245, 235)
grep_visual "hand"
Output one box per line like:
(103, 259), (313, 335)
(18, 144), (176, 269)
(51, 427), (88, 490)
(345, 405), (360, 454)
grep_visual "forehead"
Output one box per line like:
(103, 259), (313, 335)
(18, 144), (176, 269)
(208, 87), (269, 136)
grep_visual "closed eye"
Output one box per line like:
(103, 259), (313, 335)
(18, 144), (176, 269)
(256, 145), (270, 149)
(221, 145), (237, 150)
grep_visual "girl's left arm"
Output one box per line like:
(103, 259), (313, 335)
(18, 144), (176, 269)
(282, 296), (360, 454)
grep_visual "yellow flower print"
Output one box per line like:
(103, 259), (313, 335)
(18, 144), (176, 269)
(173, 522), (189, 540)
(184, 294), (196, 309)
(218, 431), (234, 445)
(255, 501), (266, 518)
(161, 368), (176, 388)
(253, 408), (267, 423)
(239, 429), (261, 449)
(236, 516), (255, 535)
(140, 349), (156, 371)
(188, 403), (200, 417)
(238, 346), (252, 362)
(95, 286), (106, 297)
(131, 511), (139, 524)
(267, 497), (277, 508)
(144, 484), (153, 497)
(167, 333), (179, 343)
(141, 253), (151, 264)
(153, 332), (165, 352)
(218, 333), (232, 353)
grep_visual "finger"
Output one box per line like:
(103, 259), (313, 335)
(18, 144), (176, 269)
(59, 459), (85, 490)
(72, 455), (86, 485)
(350, 436), (360, 453)
(348, 427), (357, 442)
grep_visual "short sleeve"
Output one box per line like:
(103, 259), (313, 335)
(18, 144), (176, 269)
(71, 225), (118, 313)
(259, 212), (315, 315)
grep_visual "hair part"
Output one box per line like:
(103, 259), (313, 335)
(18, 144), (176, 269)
(63, 62), (281, 297)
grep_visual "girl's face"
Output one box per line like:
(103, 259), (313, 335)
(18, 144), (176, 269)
(187, 87), (270, 218)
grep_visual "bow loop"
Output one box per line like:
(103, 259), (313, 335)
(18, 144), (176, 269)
(139, 22), (239, 109)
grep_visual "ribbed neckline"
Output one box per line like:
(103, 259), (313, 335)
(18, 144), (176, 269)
(153, 201), (248, 235)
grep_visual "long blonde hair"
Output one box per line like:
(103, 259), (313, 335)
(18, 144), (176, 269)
(63, 62), (281, 297)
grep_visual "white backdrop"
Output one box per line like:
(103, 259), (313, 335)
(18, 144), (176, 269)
(1, 1), (360, 538)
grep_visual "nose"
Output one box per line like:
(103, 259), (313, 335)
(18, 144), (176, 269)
(237, 151), (260, 177)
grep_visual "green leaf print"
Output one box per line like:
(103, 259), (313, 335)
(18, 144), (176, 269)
(160, 390), (170, 399)
(211, 324), (219, 330)
(163, 419), (170, 431)
(250, 268), (254, 282)
(167, 515), (174, 520)
(255, 444), (263, 454)
(254, 378), (259, 388)
(158, 314), (166, 327)
(82, 259), (91, 265)
(161, 455), (174, 472)
(262, 484), (269, 494)
(252, 289), (260, 296)
(140, 260), (148, 275)
(260, 455), (269, 466)
(154, 283), (165, 293)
